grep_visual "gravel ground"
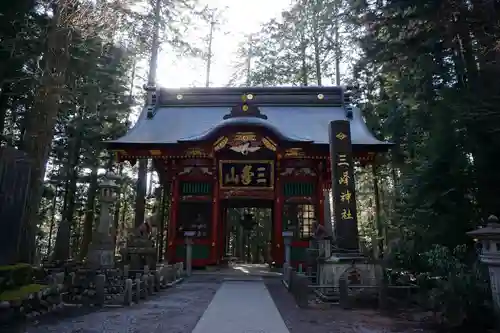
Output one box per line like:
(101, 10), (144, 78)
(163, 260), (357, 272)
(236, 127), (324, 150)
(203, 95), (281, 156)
(265, 279), (430, 333)
(18, 281), (220, 333)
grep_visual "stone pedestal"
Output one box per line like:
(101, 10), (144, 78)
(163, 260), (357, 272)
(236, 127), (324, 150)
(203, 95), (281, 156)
(120, 230), (157, 272)
(282, 231), (293, 265)
(87, 233), (115, 269)
(184, 231), (195, 277)
(318, 252), (377, 288)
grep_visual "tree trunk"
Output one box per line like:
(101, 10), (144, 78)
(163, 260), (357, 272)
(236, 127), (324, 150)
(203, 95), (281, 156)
(135, 0), (162, 228)
(53, 130), (82, 261)
(0, 84), (11, 144)
(80, 161), (99, 260)
(300, 30), (308, 86)
(46, 188), (59, 258)
(371, 163), (384, 258)
(19, 5), (71, 263)
(312, 0), (322, 85)
(113, 162), (125, 248)
(333, 2), (341, 86)
(135, 160), (147, 227)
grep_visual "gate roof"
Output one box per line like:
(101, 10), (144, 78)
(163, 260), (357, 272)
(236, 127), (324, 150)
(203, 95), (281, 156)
(108, 86), (391, 150)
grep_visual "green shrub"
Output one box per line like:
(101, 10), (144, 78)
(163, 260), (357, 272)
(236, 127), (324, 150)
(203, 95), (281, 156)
(0, 264), (34, 293)
(388, 243), (494, 330)
(420, 245), (493, 329)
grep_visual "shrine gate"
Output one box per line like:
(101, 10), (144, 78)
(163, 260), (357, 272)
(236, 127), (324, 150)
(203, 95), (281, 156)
(108, 86), (391, 268)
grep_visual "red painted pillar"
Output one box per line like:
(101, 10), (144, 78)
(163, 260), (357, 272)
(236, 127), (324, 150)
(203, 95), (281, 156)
(219, 206), (226, 261)
(317, 163), (325, 226)
(210, 161), (220, 264)
(167, 175), (179, 263)
(273, 157), (284, 265)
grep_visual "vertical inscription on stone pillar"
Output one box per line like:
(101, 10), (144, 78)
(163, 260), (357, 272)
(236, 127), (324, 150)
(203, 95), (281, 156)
(329, 120), (359, 251)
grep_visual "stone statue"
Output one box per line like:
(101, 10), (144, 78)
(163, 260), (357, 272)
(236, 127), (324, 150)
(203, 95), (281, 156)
(120, 223), (157, 271)
(312, 221), (328, 240)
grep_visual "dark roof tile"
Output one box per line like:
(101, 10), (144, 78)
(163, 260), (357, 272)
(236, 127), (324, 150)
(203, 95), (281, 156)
(109, 105), (391, 148)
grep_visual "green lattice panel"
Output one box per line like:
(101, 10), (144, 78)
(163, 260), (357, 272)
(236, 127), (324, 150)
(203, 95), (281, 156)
(283, 182), (315, 197)
(180, 182), (212, 196)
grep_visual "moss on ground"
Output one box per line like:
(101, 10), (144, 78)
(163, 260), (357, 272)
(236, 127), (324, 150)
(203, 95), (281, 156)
(0, 284), (47, 301)
(0, 264), (31, 271)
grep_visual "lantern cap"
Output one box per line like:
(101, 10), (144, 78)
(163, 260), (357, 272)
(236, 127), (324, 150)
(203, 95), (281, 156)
(467, 215), (500, 239)
(99, 172), (120, 189)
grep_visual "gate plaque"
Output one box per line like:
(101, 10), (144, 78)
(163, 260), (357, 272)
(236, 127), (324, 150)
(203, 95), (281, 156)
(219, 160), (274, 190)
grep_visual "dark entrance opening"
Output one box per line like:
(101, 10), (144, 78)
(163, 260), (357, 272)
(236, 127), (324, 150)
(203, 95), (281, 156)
(220, 199), (273, 264)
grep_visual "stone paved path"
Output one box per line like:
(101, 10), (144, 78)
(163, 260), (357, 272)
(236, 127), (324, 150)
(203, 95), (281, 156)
(21, 281), (219, 333)
(15, 271), (427, 333)
(192, 281), (289, 333)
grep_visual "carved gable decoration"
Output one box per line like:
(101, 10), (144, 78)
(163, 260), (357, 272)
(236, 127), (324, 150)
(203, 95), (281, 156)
(184, 147), (209, 157)
(213, 132), (277, 155)
(228, 132), (261, 155)
(178, 166), (213, 176)
(280, 167), (316, 177)
(284, 148), (305, 158)
(222, 93), (268, 120)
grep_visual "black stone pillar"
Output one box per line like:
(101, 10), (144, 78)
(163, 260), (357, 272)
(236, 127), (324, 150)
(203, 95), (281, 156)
(328, 120), (359, 252)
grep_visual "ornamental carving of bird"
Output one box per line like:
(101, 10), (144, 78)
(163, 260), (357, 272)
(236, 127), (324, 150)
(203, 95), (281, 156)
(230, 142), (261, 155)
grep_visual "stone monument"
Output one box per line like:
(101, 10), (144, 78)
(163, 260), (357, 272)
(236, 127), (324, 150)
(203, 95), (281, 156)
(87, 172), (120, 269)
(318, 120), (376, 288)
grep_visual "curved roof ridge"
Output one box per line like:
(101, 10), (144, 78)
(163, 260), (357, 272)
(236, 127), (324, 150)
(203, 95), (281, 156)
(178, 117), (312, 143)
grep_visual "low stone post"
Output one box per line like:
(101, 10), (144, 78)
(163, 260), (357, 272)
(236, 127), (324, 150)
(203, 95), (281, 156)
(282, 231), (294, 266)
(148, 274), (155, 295)
(289, 268), (296, 292)
(95, 274), (106, 306)
(162, 266), (170, 285)
(69, 272), (76, 286)
(377, 265), (389, 310)
(178, 262), (184, 278)
(282, 263), (289, 284)
(184, 231), (195, 276)
(123, 265), (130, 279)
(294, 273), (309, 308)
(339, 277), (350, 309)
(154, 270), (161, 292)
(141, 275), (149, 299)
(124, 279), (133, 306)
(306, 266), (312, 279)
(283, 264), (293, 290)
(134, 278), (141, 303)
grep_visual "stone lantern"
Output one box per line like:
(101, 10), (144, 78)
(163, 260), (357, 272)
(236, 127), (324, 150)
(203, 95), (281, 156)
(96, 173), (119, 233)
(88, 172), (120, 269)
(467, 215), (500, 314)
